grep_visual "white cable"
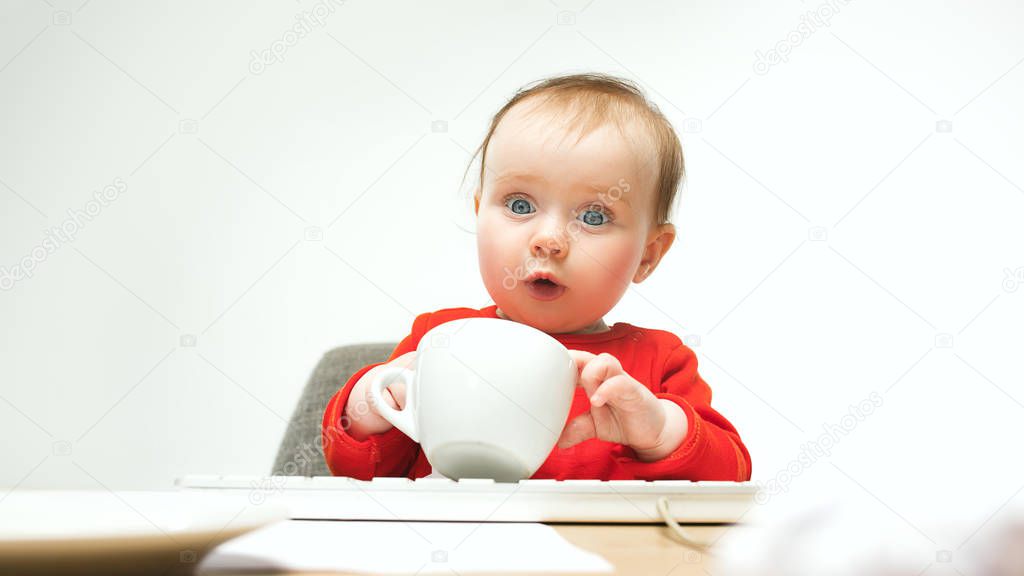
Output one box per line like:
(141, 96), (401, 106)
(656, 496), (713, 554)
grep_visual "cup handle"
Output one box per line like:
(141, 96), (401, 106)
(368, 366), (418, 442)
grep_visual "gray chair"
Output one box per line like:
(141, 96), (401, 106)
(272, 342), (397, 476)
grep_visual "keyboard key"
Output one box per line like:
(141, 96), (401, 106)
(412, 478), (457, 487)
(369, 477), (413, 487)
(309, 476), (360, 489)
(652, 480), (698, 489)
(605, 480), (650, 488)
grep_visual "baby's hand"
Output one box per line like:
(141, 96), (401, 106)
(344, 351), (416, 440)
(557, 351), (685, 460)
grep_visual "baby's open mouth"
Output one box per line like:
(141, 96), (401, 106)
(526, 277), (566, 301)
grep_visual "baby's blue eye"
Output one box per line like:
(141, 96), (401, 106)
(579, 208), (610, 227)
(503, 196), (611, 226)
(506, 197), (534, 215)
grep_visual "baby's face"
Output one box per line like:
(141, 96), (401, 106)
(475, 100), (674, 334)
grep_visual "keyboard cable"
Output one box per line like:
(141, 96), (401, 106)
(656, 496), (713, 554)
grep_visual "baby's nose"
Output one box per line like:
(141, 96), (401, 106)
(533, 235), (566, 258)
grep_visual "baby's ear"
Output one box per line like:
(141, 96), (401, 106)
(634, 223), (676, 283)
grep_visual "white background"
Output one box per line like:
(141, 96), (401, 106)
(1, 0), (1022, 543)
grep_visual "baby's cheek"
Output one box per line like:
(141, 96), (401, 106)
(482, 235), (510, 262)
(475, 223), (501, 261)
(476, 230), (513, 291)
(591, 242), (638, 287)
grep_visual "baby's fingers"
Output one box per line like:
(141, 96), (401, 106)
(578, 352), (625, 400)
(590, 374), (644, 409)
(386, 379), (406, 410)
(567, 350), (596, 379)
(557, 411), (596, 450)
(364, 367), (407, 413)
(381, 353), (415, 409)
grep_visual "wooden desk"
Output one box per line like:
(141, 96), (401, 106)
(203, 522), (735, 576)
(551, 523), (730, 576)
(0, 491), (741, 576)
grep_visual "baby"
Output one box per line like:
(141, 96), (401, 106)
(322, 72), (751, 481)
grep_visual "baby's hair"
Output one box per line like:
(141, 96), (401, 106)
(465, 72), (684, 226)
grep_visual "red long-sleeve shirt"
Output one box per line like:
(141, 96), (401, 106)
(322, 305), (751, 481)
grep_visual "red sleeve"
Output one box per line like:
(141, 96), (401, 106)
(610, 344), (752, 481)
(321, 312), (430, 479)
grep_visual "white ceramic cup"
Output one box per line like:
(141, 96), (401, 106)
(369, 317), (577, 482)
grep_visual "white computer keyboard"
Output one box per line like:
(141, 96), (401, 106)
(176, 475), (759, 524)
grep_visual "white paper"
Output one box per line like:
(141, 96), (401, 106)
(199, 519), (614, 574)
